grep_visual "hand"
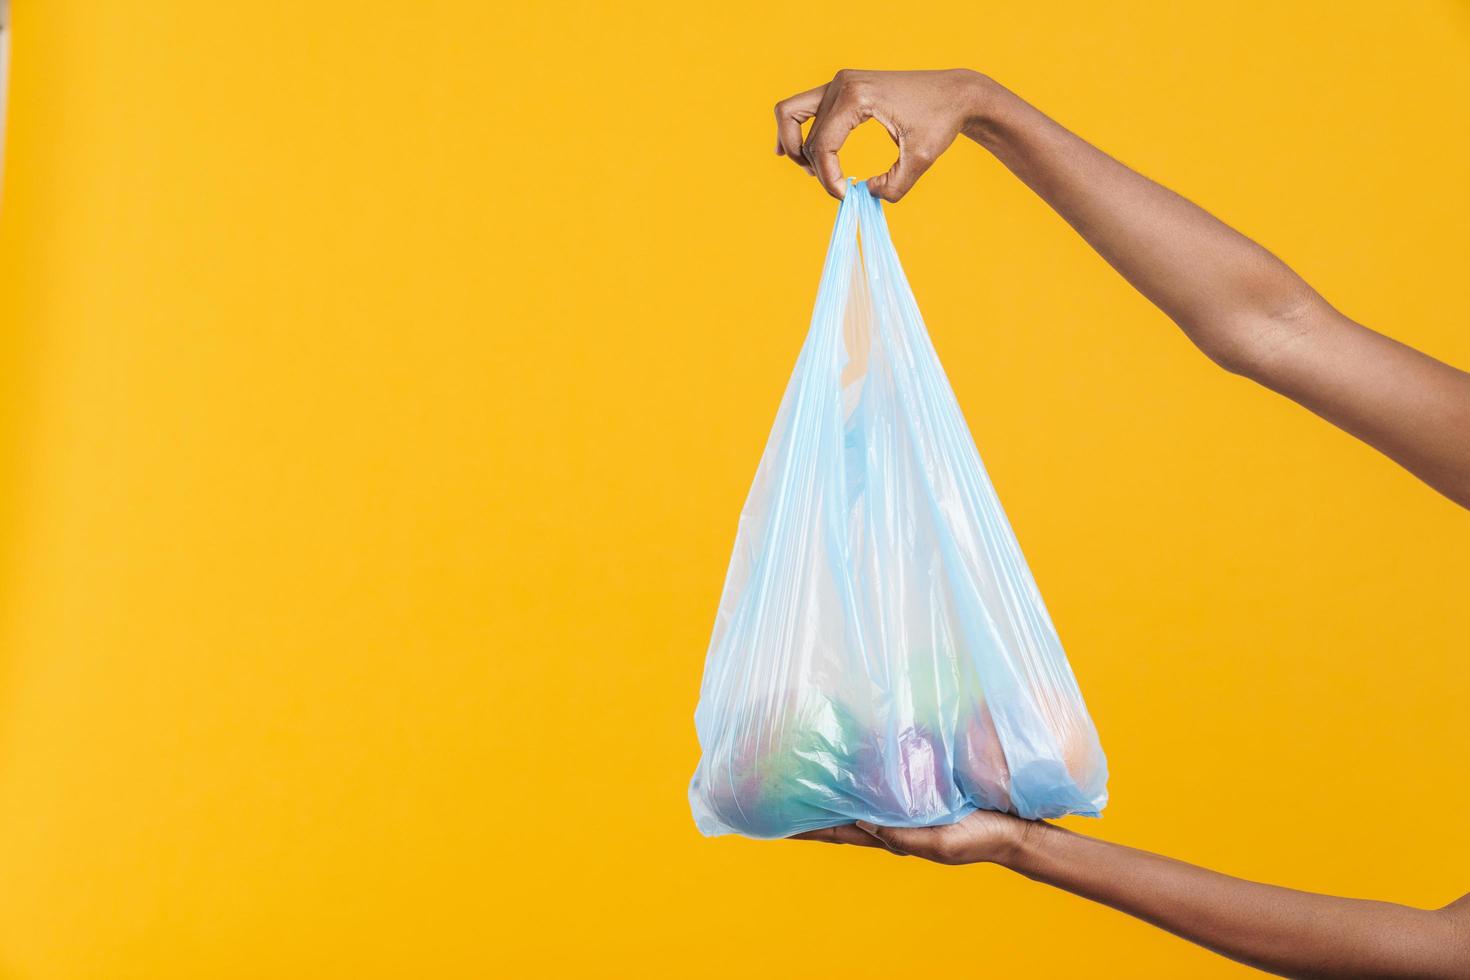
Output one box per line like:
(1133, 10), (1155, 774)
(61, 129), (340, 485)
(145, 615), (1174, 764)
(789, 809), (1035, 866)
(773, 69), (990, 202)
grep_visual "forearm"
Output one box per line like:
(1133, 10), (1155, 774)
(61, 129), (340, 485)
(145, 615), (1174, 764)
(963, 76), (1310, 372)
(1002, 822), (1470, 979)
(960, 75), (1470, 507)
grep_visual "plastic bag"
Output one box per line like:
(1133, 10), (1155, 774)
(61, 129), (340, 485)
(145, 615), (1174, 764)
(689, 182), (1108, 839)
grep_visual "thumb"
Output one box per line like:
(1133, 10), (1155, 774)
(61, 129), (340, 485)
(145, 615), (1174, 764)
(855, 820), (917, 856)
(867, 141), (935, 203)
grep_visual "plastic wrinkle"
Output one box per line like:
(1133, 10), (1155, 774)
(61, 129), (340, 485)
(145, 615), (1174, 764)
(690, 183), (1108, 839)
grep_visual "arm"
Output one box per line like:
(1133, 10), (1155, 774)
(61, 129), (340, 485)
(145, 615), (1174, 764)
(795, 814), (1470, 979)
(774, 70), (1470, 508)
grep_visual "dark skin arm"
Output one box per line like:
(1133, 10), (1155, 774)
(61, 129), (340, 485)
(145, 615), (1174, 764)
(776, 69), (1470, 978)
(796, 814), (1470, 980)
(775, 69), (1470, 507)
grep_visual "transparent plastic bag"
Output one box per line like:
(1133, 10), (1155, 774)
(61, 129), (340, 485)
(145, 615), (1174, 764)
(689, 183), (1108, 839)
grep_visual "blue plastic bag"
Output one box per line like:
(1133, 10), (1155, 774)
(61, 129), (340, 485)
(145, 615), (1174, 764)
(689, 183), (1108, 839)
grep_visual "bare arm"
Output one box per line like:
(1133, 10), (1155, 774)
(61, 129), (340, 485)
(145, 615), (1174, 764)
(775, 69), (1470, 508)
(1010, 822), (1470, 980)
(795, 814), (1470, 979)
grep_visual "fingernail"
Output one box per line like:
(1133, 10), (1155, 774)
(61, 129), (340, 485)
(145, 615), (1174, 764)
(855, 821), (876, 834)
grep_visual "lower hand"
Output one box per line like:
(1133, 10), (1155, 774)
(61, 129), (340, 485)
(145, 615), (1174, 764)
(790, 809), (1035, 866)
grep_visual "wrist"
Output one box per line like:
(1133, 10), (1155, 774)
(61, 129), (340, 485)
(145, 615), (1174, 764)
(993, 816), (1054, 871)
(957, 72), (1013, 148)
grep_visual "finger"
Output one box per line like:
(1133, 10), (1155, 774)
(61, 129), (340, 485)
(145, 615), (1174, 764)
(789, 824), (885, 847)
(855, 821), (914, 856)
(804, 106), (869, 200)
(852, 822), (929, 858)
(867, 138), (939, 203)
(774, 85), (824, 176)
(803, 87), (870, 200)
(797, 80), (843, 192)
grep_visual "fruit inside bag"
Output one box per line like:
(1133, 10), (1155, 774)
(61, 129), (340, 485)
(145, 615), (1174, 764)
(689, 183), (1107, 839)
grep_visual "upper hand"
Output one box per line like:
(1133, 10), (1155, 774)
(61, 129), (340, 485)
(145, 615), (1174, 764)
(774, 69), (988, 202)
(790, 809), (1034, 866)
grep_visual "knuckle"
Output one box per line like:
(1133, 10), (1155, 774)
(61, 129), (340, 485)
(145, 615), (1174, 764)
(832, 68), (853, 83)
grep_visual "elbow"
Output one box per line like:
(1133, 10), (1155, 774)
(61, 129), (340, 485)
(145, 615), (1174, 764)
(1188, 290), (1331, 383)
(1189, 321), (1270, 378)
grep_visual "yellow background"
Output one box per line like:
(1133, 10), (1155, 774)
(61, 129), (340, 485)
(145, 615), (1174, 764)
(1, 2), (1467, 977)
